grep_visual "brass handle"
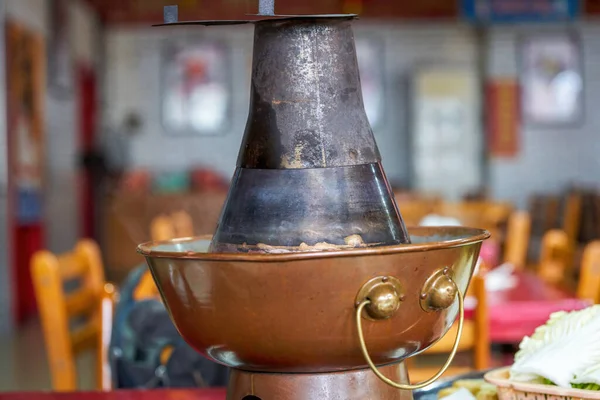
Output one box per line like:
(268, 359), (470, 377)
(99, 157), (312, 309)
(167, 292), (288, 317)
(355, 281), (465, 390)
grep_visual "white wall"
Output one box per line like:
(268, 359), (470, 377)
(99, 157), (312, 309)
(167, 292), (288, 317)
(6, 0), (48, 34)
(45, 0), (100, 253)
(487, 23), (600, 208)
(103, 22), (478, 186)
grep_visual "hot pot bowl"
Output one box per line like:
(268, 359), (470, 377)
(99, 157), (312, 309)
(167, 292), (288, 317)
(138, 226), (489, 374)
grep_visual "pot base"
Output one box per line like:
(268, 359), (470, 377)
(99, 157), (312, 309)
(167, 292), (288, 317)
(227, 363), (412, 400)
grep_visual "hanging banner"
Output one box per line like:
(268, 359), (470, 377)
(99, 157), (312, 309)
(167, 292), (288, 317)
(462, 0), (580, 23)
(487, 79), (520, 158)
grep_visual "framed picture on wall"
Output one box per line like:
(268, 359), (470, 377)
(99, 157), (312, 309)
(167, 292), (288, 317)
(355, 36), (385, 129)
(161, 39), (231, 136)
(520, 33), (583, 127)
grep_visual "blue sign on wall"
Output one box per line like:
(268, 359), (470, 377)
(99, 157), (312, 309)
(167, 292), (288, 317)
(16, 188), (42, 225)
(462, 0), (580, 23)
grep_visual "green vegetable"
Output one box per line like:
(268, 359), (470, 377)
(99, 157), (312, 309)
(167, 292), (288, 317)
(572, 383), (600, 391)
(540, 378), (600, 391)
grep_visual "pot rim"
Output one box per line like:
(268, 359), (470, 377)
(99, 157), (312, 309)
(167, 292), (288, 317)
(137, 226), (490, 263)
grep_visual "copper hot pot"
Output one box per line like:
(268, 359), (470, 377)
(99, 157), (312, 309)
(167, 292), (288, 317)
(138, 226), (488, 374)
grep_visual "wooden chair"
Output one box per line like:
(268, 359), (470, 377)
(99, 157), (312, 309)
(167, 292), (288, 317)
(537, 229), (573, 287)
(135, 211), (195, 301)
(31, 240), (115, 391)
(396, 200), (438, 227)
(407, 272), (489, 382)
(503, 211), (531, 270)
(149, 211), (194, 242)
(577, 241), (600, 304)
(434, 201), (513, 240)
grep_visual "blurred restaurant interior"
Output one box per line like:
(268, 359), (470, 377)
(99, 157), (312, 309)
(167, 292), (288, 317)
(2, 0), (600, 396)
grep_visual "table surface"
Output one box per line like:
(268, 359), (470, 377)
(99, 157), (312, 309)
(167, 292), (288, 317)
(0, 389), (227, 400)
(465, 269), (590, 343)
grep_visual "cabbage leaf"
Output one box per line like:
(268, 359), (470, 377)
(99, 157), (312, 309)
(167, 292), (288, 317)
(509, 305), (600, 389)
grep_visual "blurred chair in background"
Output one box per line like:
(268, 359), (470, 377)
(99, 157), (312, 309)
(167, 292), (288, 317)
(577, 241), (600, 304)
(135, 211), (194, 301)
(537, 229), (573, 287)
(503, 211), (531, 270)
(30, 240), (115, 391)
(434, 201), (512, 241)
(149, 210), (194, 242)
(543, 196), (561, 232)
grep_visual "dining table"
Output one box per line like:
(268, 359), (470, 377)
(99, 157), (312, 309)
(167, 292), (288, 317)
(464, 269), (591, 343)
(0, 389), (227, 400)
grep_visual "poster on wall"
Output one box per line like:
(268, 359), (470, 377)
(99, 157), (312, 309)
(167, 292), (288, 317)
(411, 67), (482, 200)
(520, 33), (583, 127)
(161, 40), (231, 136)
(355, 37), (385, 129)
(6, 21), (46, 224)
(487, 79), (520, 158)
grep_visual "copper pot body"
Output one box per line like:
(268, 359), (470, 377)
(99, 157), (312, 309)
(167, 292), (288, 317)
(139, 226), (488, 373)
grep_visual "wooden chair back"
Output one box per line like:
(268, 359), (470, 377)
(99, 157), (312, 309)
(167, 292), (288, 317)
(434, 201), (512, 239)
(135, 211), (195, 301)
(396, 200), (437, 226)
(537, 229), (573, 286)
(503, 211), (531, 269)
(150, 211), (194, 241)
(31, 240), (111, 391)
(408, 271), (489, 381)
(577, 241), (600, 304)
(562, 193), (582, 244)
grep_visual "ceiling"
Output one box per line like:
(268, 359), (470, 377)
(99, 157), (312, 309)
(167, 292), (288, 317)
(82, 0), (459, 25)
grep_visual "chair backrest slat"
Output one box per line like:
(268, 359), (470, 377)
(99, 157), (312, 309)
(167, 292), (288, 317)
(57, 253), (88, 281)
(65, 287), (97, 318)
(563, 193), (582, 243)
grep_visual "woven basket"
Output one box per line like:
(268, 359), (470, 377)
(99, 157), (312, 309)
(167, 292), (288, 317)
(484, 368), (600, 400)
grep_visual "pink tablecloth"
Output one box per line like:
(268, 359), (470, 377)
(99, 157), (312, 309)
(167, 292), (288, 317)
(464, 271), (591, 343)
